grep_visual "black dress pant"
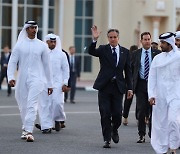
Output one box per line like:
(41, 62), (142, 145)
(98, 80), (123, 142)
(123, 91), (133, 118)
(64, 72), (77, 101)
(0, 69), (11, 95)
(70, 72), (77, 101)
(135, 78), (151, 137)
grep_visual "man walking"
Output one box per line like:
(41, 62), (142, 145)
(131, 32), (160, 143)
(7, 21), (53, 142)
(88, 25), (133, 148)
(148, 32), (180, 154)
(44, 34), (69, 131)
(0, 45), (11, 96)
(65, 46), (80, 104)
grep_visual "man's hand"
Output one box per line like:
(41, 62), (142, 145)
(9, 80), (16, 87)
(91, 25), (101, 41)
(62, 85), (70, 92)
(127, 90), (133, 99)
(48, 88), (53, 95)
(149, 97), (155, 105)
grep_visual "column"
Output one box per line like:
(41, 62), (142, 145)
(108, 0), (112, 28)
(11, 0), (18, 48)
(59, 0), (64, 39)
(152, 17), (161, 42)
(42, 0), (49, 40)
(0, 0), (2, 50)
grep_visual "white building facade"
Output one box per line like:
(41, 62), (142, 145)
(0, 0), (180, 80)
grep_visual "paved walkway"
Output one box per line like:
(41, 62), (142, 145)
(1, 80), (95, 91)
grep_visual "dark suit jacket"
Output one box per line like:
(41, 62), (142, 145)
(1, 52), (11, 71)
(62, 49), (71, 87)
(75, 56), (81, 78)
(70, 55), (81, 78)
(88, 42), (132, 94)
(131, 48), (161, 92)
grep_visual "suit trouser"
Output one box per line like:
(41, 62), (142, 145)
(0, 69), (11, 94)
(98, 81), (123, 142)
(135, 79), (151, 136)
(123, 91), (133, 118)
(70, 72), (77, 101)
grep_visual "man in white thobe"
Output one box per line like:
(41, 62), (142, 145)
(45, 33), (69, 131)
(7, 21), (53, 142)
(148, 32), (180, 154)
(175, 31), (180, 51)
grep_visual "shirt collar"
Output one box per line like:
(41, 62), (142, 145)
(142, 48), (151, 53)
(110, 45), (119, 52)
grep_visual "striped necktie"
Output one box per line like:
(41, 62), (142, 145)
(144, 51), (149, 80)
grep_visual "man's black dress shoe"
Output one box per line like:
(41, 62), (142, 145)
(70, 100), (75, 104)
(55, 121), (60, 131)
(42, 128), (51, 134)
(111, 130), (119, 143)
(137, 136), (145, 143)
(35, 124), (41, 130)
(103, 141), (111, 148)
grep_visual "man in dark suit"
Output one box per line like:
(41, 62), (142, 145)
(122, 45), (138, 126)
(131, 32), (160, 143)
(88, 25), (133, 148)
(0, 45), (11, 96)
(66, 46), (81, 104)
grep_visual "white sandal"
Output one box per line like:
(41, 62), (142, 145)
(21, 130), (28, 140)
(26, 133), (34, 142)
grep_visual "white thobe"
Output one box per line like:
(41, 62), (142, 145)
(148, 50), (180, 153)
(48, 48), (69, 122)
(7, 37), (52, 133)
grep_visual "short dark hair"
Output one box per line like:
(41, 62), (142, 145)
(69, 46), (75, 50)
(107, 29), (119, 36)
(129, 45), (138, 52)
(151, 42), (158, 45)
(141, 32), (151, 40)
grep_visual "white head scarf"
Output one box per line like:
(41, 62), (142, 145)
(152, 32), (180, 68)
(44, 33), (62, 52)
(175, 31), (180, 39)
(159, 32), (177, 52)
(17, 21), (38, 43)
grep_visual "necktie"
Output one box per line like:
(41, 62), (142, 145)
(71, 56), (75, 72)
(144, 51), (149, 80)
(112, 47), (117, 66)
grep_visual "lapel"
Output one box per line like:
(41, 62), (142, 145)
(137, 48), (142, 67)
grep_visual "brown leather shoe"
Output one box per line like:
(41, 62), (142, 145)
(60, 121), (66, 128)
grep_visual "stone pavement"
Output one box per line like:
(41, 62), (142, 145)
(0, 89), (180, 154)
(1, 80), (95, 91)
